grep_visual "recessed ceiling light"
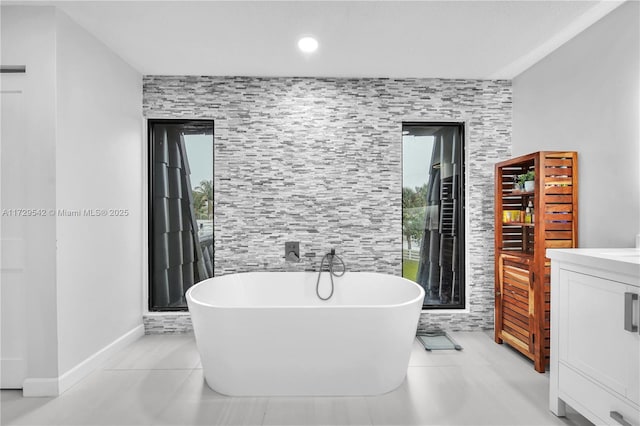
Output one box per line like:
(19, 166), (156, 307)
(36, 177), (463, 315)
(298, 36), (318, 53)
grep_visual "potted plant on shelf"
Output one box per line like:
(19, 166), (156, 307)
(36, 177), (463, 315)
(518, 170), (535, 192)
(513, 176), (524, 191)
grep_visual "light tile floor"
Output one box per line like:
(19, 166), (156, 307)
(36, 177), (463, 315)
(1, 331), (592, 426)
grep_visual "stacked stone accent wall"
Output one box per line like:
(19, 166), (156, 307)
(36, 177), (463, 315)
(144, 314), (192, 334)
(143, 76), (511, 333)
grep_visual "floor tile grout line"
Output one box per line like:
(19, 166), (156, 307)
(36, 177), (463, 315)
(102, 367), (200, 371)
(363, 394), (375, 426)
(260, 397), (270, 425)
(152, 367), (201, 424)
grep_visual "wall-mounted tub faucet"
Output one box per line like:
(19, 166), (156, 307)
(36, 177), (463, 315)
(284, 241), (300, 262)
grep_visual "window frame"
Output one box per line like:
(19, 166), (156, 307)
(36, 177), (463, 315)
(402, 121), (466, 310)
(147, 118), (215, 312)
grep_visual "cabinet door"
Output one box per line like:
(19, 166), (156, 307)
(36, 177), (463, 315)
(558, 270), (640, 403)
(499, 255), (533, 354)
(1, 83), (27, 389)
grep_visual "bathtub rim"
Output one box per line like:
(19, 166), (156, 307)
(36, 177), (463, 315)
(185, 271), (425, 310)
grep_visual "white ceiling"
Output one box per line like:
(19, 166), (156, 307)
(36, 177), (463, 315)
(43, 1), (626, 79)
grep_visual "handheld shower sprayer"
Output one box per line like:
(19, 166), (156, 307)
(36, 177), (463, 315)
(315, 248), (345, 301)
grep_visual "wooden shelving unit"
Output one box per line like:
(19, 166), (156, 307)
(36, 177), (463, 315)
(494, 151), (578, 372)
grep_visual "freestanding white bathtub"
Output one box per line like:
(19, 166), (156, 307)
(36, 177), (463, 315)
(186, 271), (424, 396)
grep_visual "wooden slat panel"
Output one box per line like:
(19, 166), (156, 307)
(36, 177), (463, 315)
(502, 196), (525, 202)
(504, 282), (528, 298)
(546, 212), (573, 221)
(502, 321), (528, 341)
(544, 158), (573, 167)
(503, 241), (525, 249)
(502, 224), (525, 230)
(501, 165), (526, 171)
(504, 263), (529, 277)
(503, 233), (526, 241)
(504, 274), (529, 291)
(503, 283), (529, 303)
(544, 194), (573, 204)
(502, 254), (530, 266)
(545, 177), (573, 186)
(504, 305), (529, 323)
(544, 167), (573, 177)
(504, 302), (529, 321)
(501, 332), (533, 359)
(502, 200), (524, 206)
(501, 236), (524, 243)
(505, 300), (529, 318)
(545, 240), (573, 248)
(502, 229), (525, 234)
(544, 152), (575, 159)
(504, 319), (529, 342)
(504, 287), (528, 306)
(502, 247), (525, 252)
(545, 221), (573, 230)
(503, 261), (529, 271)
(504, 320), (530, 340)
(544, 185), (573, 194)
(504, 298), (529, 317)
(545, 204), (573, 213)
(504, 306), (529, 329)
(504, 268), (529, 288)
(504, 265), (529, 279)
(504, 288), (529, 305)
(502, 205), (524, 212)
(503, 322), (529, 345)
(545, 230), (573, 240)
(504, 307), (529, 324)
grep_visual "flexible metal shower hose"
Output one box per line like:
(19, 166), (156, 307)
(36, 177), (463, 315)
(315, 251), (346, 301)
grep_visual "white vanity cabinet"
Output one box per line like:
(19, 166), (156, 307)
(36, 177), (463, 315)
(548, 248), (640, 426)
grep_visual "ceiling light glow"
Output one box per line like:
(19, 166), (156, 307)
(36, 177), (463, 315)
(298, 36), (318, 53)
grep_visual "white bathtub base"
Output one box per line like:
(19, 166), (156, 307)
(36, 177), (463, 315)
(205, 374), (408, 397)
(187, 272), (424, 397)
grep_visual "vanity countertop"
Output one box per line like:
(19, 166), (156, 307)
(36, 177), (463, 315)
(546, 248), (640, 279)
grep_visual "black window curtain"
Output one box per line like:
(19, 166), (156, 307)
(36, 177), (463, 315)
(151, 124), (211, 310)
(415, 126), (464, 309)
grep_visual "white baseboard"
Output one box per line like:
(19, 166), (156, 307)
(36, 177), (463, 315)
(22, 324), (144, 397)
(22, 377), (59, 397)
(1, 358), (27, 389)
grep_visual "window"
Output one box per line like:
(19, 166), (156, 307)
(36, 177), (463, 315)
(402, 123), (465, 309)
(148, 120), (214, 311)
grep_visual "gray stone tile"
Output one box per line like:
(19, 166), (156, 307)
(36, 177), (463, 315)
(143, 76), (513, 332)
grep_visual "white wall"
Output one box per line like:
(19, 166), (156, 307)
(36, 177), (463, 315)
(1, 6), (143, 395)
(1, 6), (60, 384)
(55, 10), (143, 376)
(513, 1), (640, 248)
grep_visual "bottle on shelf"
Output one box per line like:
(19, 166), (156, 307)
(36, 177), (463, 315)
(527, 200), (534, 223)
